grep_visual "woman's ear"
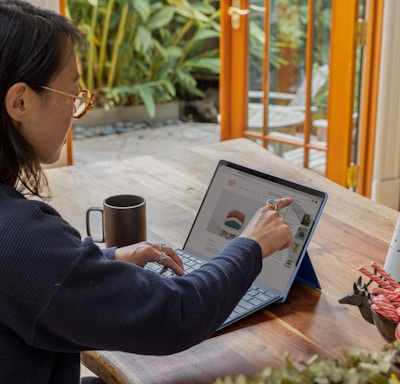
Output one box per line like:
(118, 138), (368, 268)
(5, 82), (29, 123)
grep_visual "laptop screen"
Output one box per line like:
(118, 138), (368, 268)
(183, 160), (328, 299)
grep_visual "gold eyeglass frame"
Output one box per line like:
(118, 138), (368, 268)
(41, 85), (96, 119)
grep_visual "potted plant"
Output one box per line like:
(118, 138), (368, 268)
(65, 0), (220, 118)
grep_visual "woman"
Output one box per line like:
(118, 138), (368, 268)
(0, 1), (293, 383)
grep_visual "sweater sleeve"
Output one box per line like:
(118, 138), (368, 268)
(0, 190), (262, 356)
(102, 247), (116, 260)
(35, 236), (262, 355)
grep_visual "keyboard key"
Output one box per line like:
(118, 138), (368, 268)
(255, 293), (272, 301)
(249, 298), (262, 306)
(238, 300), (254, 310)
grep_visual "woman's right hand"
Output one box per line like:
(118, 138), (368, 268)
(239, 197), (294, 259)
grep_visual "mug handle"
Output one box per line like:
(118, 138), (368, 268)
(86, 207), (105, 243)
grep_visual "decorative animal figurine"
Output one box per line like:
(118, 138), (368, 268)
(338, 276), (374, 324)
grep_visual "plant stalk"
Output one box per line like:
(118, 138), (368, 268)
(98, 0), (114, 88)
(108, 3), (129, 88)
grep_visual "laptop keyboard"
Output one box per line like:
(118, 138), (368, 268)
(145, 249), (280, 327)
(225, 284), (279, 325)
(145, 249), (205, 276)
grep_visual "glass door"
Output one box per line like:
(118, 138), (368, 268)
(246, 0), (330, 175)
(220, 0), (371, 190)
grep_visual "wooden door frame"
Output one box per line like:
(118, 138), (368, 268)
(220, 1), (362, 187)
(220, 0), (249, 140)
(59, 0), (73, 165)
(325, 0), (359, 186)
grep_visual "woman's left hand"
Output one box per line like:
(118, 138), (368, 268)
(114, 242), (185, 276)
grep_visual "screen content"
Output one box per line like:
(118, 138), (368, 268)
(184, 161), (326, 296)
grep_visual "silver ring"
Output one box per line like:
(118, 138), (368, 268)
(159, 243), (164, 252)
(158, 251), (167, 265)
(266, 199), (278, 211)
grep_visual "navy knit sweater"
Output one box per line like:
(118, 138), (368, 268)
(0, 182), (262, 383)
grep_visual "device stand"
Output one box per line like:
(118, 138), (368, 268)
(295, 251), (321, 290)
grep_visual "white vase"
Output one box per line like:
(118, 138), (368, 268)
(384, 215), (400, 282)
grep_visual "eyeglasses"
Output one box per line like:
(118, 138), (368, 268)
(41, 86), (96, 119)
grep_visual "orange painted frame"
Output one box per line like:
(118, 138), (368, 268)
(325, 0), (359, 186)
(60, 0), (73, 165)
(220, 0), (249, 140)
(219, 0), (382, 194)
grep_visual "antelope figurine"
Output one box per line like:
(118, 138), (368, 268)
(338, 276), (374, 324)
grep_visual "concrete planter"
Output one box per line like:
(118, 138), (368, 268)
(74, 101), (183, 128)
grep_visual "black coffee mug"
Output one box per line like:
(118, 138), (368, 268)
(86, 194), (146, 248)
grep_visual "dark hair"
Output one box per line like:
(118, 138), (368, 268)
(0, 0), (84, 198)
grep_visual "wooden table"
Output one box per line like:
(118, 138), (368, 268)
(44, 138), (399, 384)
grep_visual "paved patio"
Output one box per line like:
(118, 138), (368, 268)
(72, 122), (221, 165)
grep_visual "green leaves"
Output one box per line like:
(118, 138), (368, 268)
(65, 0), (220, 118)
(130, 0), (150, 20)
(134, 26), (152, 53)
(214, 344), (400, 384)
(146, 7), (175, 30)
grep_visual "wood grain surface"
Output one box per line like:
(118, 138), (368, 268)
(44, 138), (399, 384)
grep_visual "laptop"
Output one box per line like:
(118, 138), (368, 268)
(146, 159), (328, 330)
